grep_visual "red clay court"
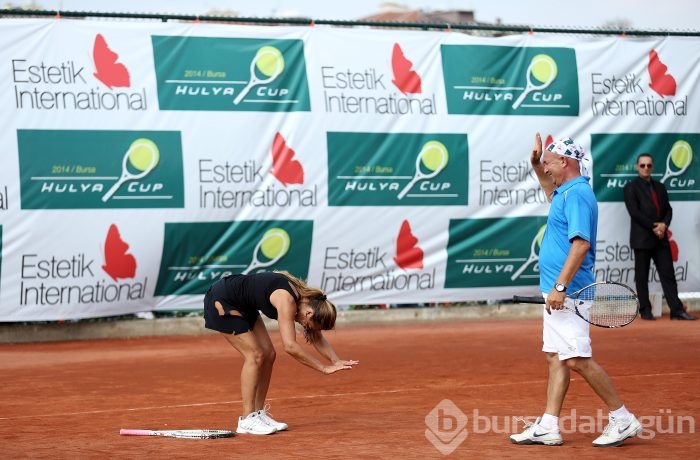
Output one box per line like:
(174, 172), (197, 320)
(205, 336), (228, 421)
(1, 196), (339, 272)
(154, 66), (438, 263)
(2, 316), (699, 459)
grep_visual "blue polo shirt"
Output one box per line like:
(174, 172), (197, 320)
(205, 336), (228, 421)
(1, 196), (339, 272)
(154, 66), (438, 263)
(539, 176), (597, 293)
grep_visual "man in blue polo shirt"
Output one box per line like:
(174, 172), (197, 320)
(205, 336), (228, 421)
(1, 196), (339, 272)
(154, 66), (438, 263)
(510, 134), (642, 448)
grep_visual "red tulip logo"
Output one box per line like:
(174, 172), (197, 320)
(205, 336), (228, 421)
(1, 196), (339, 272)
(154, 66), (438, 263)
(647, 50), (676, 97)
(270, 133), (304, 187)
(668, 229), (679, 262)
(393, 220), (424, 270)
(391, 43), (422, 95)
(102, 224), (137, 281)
(93, 34), (130, 89)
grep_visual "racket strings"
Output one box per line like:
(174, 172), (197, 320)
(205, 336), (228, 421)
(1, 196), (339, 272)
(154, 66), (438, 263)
(581, 284), (639, 327)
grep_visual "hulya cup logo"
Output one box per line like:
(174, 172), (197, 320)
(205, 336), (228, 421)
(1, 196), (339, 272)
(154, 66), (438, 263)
(391, 43), (422, 95)
(271, 132), (304, 186)
(154, 220), (311, 296)
(512, 54), (558, 110)
(102, 224), (136, 281)
(326, 132), (467, 206)
(511, 224), (546, 281)
(648, 50), (676, 98)
(661, 140), (693, 184)
(397, 141), (449, 200)
(591, 133), (699, 203)
(394, 220), (423, 270)
(93, 34), (130, 89)
(102, 138), (160, 202)
(241, 228), (291, 274)
(425, 400), (468, 455)
(445, 217), (549, 288)
(234, 46), (285, 105)
(17, 129), (183, 209)
(441, 45), (577, 116)
(152, 36), (310, 112)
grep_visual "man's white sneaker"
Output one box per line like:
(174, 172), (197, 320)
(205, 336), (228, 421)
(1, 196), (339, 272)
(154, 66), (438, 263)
(510, 417), (563, 446)
(258, 405), (288, 431)
(236, 412), (277, 435)
(592, 414), (642, 447)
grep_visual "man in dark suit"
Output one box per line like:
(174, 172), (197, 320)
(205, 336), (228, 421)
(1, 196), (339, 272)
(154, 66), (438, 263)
(623, 153), (697, 321)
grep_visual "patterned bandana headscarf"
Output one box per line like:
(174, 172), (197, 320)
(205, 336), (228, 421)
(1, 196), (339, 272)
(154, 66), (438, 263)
(546, 137), (591, 178)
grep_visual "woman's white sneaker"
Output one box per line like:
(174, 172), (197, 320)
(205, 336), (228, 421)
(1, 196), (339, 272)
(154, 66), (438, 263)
(236, 412), (277, 435)
(258, 405), (288, 431)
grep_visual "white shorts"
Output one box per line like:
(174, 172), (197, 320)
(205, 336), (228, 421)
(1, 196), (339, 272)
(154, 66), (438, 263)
(541, 292), (592, 360)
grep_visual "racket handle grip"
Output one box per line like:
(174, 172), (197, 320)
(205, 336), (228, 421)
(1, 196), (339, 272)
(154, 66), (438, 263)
(120, 429), (151, 436)
(513, 295), (545, 304)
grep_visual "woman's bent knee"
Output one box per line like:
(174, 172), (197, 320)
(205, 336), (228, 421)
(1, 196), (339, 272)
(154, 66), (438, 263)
(243, 349), (266, 367)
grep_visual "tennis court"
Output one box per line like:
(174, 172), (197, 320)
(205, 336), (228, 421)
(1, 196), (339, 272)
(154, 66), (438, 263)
(2, 316), (698, 458)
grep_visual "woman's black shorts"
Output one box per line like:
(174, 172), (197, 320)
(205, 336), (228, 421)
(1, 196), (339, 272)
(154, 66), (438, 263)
(203, 279), (260, 334)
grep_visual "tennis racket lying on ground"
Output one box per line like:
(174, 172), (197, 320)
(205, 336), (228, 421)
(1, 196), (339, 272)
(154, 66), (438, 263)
(120, 429), (234, 439)
(513, 281), (639, 328)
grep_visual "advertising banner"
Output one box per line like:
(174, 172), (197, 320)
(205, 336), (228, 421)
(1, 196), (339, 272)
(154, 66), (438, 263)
(0, 19), (697, 321)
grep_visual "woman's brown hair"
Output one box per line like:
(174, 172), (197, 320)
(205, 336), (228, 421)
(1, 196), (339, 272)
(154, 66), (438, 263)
(275, 270), (336, 343)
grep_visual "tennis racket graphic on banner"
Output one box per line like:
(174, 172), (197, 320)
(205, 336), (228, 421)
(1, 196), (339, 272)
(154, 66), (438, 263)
(511, 224), (547, 281)
(513, 281), (639, 328)
(233, 46), (285, 105)
(397, 141), (448, 200)
(512, 54), (558, 110)
(660, 140), (693, 183)
(102, 138), (160, 202)
(241, 228), (291, 274)
(120, 429), (234, 439)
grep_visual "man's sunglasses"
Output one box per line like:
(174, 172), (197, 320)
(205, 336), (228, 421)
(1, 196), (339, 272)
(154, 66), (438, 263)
(639, 164), (653, 168)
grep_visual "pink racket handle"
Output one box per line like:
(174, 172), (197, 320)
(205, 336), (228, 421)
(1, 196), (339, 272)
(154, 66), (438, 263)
(120, 429), (152, 436)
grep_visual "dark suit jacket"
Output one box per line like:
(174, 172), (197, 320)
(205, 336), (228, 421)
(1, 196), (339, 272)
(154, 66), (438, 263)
(623, 177), (673, 249)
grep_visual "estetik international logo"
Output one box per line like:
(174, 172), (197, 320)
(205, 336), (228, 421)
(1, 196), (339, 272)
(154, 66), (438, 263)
(197, 131), (317, 210)
(12, 33), (147, 111)
(590, 49), (687, 117)
(321, 42), (436, 115)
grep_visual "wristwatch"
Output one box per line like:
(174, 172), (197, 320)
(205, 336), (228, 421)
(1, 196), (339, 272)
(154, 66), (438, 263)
(554, 283), (567, 293)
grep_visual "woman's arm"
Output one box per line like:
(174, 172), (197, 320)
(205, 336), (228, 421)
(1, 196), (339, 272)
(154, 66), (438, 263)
(272, 290), (354, 374)
(309, 331), (357, 366)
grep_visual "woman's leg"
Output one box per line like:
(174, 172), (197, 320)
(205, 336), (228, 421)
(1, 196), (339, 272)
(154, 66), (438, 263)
(221, 313), (266, 417)
(250, 316), (276, 410)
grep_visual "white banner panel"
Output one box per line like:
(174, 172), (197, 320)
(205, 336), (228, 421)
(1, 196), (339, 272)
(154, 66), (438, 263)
(0, 19), (697, 321)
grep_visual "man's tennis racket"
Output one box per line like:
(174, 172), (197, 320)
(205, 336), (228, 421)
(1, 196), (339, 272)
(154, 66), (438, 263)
(513, 281), (639, 328)
(120, 428), (234, 439)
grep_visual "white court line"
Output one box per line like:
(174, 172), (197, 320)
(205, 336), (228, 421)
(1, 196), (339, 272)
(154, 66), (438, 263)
(1, 372), (696, 421)
(0, 388), (415, 421)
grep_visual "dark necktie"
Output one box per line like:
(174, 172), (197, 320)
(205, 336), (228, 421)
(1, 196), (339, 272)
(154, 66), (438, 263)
(649, 183), (661, 216)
